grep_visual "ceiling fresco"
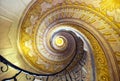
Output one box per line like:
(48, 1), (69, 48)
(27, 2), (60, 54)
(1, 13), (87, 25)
(0, 0), (120, 81)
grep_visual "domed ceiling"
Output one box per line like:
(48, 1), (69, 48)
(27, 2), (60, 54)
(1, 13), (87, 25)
(0, 0), (120, 81)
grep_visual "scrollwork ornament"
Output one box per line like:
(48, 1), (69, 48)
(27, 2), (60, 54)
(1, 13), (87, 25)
(0, 63), (8, 73)
(26, 74), (35, 81)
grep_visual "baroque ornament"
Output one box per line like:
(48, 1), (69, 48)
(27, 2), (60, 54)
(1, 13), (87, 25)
(100, 0), (120, 11)
(0, 0), (120, 81)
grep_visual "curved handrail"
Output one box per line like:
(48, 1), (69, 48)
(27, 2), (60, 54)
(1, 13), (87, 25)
(0, 31), (84, 76)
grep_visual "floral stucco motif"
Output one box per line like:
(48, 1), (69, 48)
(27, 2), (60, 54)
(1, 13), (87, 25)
(107, 9), (120, 22)
(71, 0), (102, 7)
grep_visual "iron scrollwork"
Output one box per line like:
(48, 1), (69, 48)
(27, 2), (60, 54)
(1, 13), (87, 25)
(0, 31), (87, 81)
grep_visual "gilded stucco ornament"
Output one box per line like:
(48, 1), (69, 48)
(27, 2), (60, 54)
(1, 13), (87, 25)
(71, 0), (102, 7)
(18, 0), (120, 80)
(0, 0), (120, 81)
(107, 9), (120, 22)
(100, 0), (120, 11)
(100, 0), (120, 23)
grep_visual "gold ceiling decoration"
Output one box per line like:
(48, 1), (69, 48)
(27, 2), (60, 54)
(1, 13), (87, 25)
(100, 0), (120, 11)
(17, 0), (120, 80)
(0, 0), (120, 81)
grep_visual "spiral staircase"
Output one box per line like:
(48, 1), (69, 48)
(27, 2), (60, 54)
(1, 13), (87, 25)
(0, 0), (120, 81)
